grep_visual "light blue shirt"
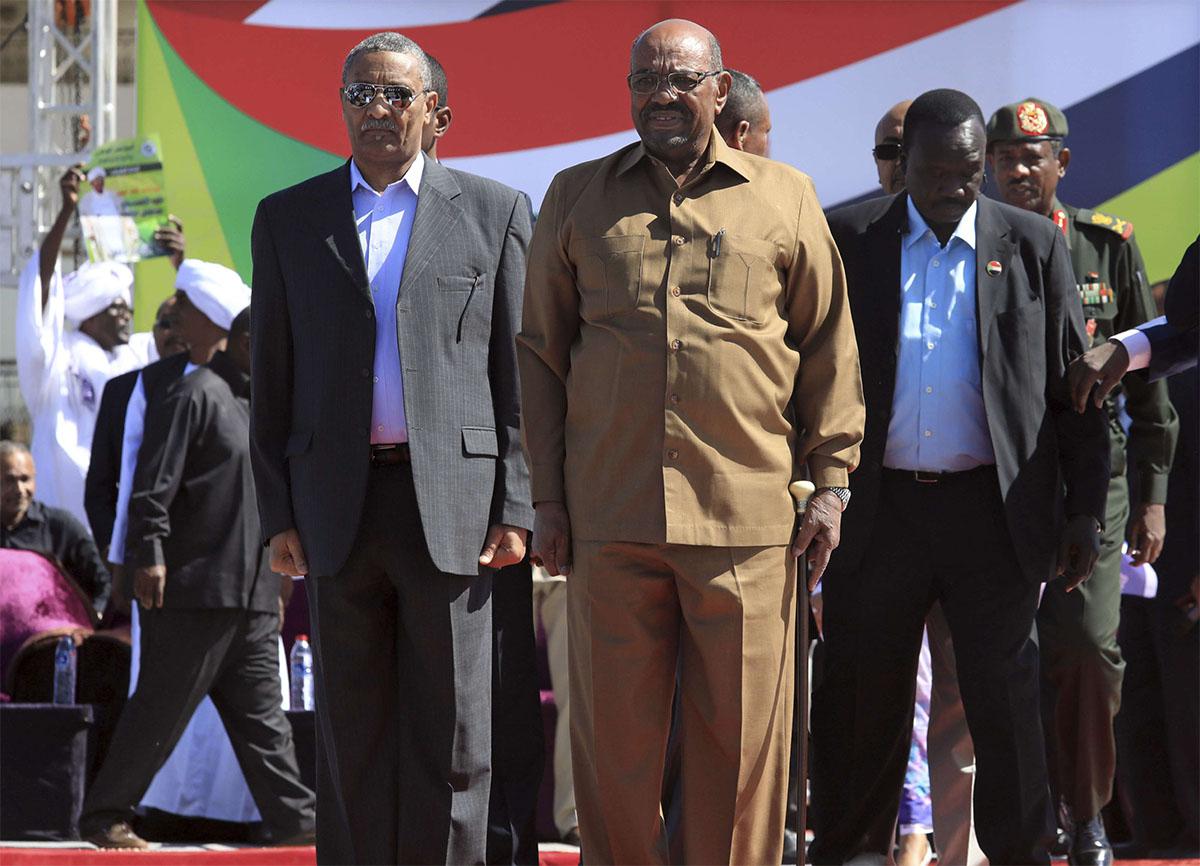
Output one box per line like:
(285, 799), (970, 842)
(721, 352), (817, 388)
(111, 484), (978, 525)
(883, 197), (995, 472)
(351, 153), (424, 444)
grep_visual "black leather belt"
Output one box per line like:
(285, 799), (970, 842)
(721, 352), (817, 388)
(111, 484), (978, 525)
(370, 443), (410, 465)
(883, 464), (995, 484)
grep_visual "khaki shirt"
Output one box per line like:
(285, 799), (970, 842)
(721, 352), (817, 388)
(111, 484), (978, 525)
(517, 131), (864, 547)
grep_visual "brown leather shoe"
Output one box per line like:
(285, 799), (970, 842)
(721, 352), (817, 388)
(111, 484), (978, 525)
(83, 821), (150, 849)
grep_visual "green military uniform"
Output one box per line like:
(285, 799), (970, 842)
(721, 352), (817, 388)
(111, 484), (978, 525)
(987, 99), (1179, 830)
(1037, 198), (1179, 821)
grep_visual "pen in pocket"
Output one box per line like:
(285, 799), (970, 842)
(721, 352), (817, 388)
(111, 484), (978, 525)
(710, 228), (725, 258)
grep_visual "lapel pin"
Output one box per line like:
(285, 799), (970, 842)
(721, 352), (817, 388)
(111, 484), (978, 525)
(986, 260), (1002, 276)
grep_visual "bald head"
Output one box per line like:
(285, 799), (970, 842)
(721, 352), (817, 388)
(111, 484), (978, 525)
(630, 18), (722, 71)
(628, 19), (730, 178)
(875, 100), (912, 146)
(873, 99), (912, 194)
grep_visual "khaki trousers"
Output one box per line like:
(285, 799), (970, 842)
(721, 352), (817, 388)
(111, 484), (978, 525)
(533, 578), (578, 837)
(569, 541), (795, 866)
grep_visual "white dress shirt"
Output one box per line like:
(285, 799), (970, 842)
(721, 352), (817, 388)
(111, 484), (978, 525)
(884, 198), (995, 472)
(1111, 317), (1162, 371)
(350, 154), (424, 444)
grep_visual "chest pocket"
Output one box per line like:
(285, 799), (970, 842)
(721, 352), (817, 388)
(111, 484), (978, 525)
(706, 235), (780, 325)
(575, 235), (644, 320)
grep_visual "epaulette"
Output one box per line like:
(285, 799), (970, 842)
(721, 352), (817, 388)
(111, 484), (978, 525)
(1078, 208), (1134, 241)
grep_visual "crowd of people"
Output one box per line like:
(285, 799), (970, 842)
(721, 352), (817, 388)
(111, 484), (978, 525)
(2, 15), (1196, 866)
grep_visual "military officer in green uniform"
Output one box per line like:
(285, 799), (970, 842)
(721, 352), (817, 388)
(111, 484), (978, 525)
(986, 98), (1179, 866)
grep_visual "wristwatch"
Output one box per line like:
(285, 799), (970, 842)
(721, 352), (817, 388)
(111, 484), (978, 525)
(817, 486), (851, 510)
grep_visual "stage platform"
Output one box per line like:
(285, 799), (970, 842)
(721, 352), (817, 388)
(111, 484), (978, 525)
(0, 842), (587, 866)
(1, 843), (1195, 866)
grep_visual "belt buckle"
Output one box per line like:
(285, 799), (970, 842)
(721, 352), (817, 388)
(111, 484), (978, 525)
(913, 470), (941, 484)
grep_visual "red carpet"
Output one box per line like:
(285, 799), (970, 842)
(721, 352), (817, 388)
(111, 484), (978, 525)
(0, 845), (587, 866)
(3, 846), (1196, 866)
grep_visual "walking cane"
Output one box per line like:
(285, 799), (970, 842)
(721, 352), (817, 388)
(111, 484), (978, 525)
(789, 480), (816, 865)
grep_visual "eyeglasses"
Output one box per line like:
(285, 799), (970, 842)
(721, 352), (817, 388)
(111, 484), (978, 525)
(341, 82), (425, 109)
(627, 70), (722, 95)
(873, 142), (903, 161)
(154, 317), (175, 330)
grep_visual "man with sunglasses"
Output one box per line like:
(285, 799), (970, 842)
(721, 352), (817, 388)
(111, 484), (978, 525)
(16, 168), (184, 530)
(872, 100), (912, 195)
(251, 31), (533, 866)
(519, 18), (863, 865)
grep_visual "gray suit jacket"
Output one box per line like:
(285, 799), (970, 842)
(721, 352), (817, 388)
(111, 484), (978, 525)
(250, 158), (534, 577)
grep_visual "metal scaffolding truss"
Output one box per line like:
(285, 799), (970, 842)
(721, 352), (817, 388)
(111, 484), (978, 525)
(1, 0), (118, 289)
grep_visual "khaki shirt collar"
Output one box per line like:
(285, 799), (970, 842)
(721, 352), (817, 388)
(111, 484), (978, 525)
(615, 127), (752, 183)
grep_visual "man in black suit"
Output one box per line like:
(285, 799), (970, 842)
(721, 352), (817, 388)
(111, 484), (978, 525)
(80, 291), (315, 849)
(250, 31), (533, 865)
(809, 89), (1109, 864)
(86, 294), (187, 557)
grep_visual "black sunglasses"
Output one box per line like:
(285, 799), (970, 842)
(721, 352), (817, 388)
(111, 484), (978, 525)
(627, 70), (722, 95)
(341, 82), (425, 109)
(873, 142), (903, 161)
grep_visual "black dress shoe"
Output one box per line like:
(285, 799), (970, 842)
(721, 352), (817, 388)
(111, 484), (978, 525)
(781, 826), (798, 865)
(1051, 825), (1074, 858)
(1069, 814), (1113, 866)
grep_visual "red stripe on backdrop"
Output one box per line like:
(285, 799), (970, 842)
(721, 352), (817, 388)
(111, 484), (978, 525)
(146, 0), (1015, 158)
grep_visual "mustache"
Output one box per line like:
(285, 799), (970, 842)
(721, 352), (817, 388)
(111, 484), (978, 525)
(640, 103), (691, 121)
(361, 117), (397, 132)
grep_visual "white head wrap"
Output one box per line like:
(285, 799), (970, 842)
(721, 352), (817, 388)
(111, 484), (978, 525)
(176, 259), (251, 330)
(62, 261), (134, 324)
(87, 166), (107, 182)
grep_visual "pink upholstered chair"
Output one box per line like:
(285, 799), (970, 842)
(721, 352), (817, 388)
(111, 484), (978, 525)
(0, 549), (96, 695)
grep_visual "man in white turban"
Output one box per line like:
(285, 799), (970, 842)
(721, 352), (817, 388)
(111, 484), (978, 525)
(16, 168), (184, 527)
(102, 258), (270, 837)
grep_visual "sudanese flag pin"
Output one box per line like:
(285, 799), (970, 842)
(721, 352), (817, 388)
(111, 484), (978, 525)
(986, 260), (1003, 276)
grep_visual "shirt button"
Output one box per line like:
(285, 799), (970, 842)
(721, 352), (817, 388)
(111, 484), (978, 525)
(925, 386), (933, 394)
(672, 235), (685, 246)
(929, 301), (937, 309)
(669, 393), (680, 405)
(361, 368), (370, 378)
(365, 310), (373, 319)
(926, 341), (935, 350)
(666, 448), (679, 460)
(671, 287), (682, 297)
(377, 425), (385, 432)
(932, 259), (941, 268)
(670, 339), (682, 352)
(672, 193), (684, 206)
(924, 430), (933, 438)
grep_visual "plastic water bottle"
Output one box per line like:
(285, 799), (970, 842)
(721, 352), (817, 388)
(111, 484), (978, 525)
(53, 635), (77, 705)
(289, 635), (314, 711)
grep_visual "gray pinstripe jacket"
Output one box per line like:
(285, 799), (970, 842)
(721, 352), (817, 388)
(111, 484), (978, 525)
(249, 158), (533, 577)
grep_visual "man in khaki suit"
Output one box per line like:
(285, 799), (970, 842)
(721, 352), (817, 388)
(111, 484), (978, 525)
(517, 19), (864, 865)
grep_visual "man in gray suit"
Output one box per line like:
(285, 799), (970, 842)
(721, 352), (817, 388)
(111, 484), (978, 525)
(249, 31), (533, 865)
